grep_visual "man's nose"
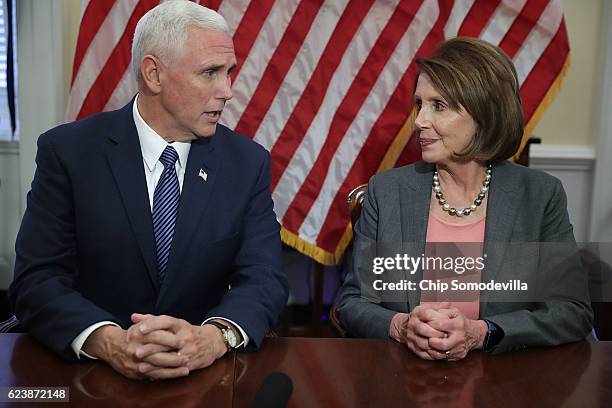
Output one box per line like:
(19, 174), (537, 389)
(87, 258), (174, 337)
(218, 75), (233, 101)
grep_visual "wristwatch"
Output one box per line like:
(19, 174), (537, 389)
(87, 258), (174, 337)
(483, 320), (504, 352)
(206, 321), (239, 352)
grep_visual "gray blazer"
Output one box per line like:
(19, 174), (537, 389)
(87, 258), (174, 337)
(337, 160), (593, 353)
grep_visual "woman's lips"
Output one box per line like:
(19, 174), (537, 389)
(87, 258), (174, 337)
(419, 137), (439, 146)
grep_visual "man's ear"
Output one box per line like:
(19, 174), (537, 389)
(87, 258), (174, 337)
(140, 55), (163, 94)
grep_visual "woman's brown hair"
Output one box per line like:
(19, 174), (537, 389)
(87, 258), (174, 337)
(416, 37), (524, 162)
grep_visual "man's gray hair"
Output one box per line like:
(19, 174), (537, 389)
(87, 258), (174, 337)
(131, 0), (229, 81)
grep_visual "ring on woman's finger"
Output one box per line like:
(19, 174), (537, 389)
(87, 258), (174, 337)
(445, 351), (451, 359)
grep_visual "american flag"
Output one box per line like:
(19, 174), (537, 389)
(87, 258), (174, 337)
(66, 0), (570, 265)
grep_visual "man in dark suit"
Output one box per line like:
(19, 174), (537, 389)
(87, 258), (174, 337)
(9, 0), (288, 380)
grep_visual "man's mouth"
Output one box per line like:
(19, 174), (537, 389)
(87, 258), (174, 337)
(205, 111), (222, 121)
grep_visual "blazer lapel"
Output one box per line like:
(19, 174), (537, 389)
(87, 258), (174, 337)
(480, 161), (521, 312)
(158, 134), (219, 302)
(400, 161), (434, 309)
(105, 102), (160, 293)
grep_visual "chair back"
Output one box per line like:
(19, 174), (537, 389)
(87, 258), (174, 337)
(0, 315), (22, 333)
(329, 184), (368, 337)
(347, 184), (368, 229)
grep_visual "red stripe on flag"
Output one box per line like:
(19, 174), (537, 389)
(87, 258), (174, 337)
(234, 0), (325, 139)
(77, 0), (158, 120)
(201, 0), (223, 11)
(519, 19), (569, 123)
(316, 5), (451, 252)
(316, 70), (420, 251)
(498, 0), (549, 58)
(230, 0), (275, 81)
(267, 0), (375, 191)
(71, 0), (117, 85)
(282, 0), (423, 233)
(457, 0), (501, 37)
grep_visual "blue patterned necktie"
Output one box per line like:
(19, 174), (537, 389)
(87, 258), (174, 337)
(152, 146), (180, 285)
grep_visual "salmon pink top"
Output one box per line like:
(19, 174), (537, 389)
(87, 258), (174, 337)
(420, 211), (486, 320)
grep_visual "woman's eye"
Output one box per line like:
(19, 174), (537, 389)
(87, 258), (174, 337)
(434, 101), (445, 111)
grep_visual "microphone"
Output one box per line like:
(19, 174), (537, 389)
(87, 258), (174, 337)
(250, 372), (293, 408)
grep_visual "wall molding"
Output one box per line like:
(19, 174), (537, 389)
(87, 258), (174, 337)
(529, 144), (596, 171)
(0, 142), (19, 156)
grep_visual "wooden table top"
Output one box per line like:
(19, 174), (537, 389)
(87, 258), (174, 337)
(2, 334), (611, 407)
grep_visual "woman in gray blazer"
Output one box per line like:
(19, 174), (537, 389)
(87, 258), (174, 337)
(337, 37), (592, 361)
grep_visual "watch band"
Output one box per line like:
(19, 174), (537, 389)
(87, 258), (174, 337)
(206, 321), (234, 351)
(483, 320), (504, 352)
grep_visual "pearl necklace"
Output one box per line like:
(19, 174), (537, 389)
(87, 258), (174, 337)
(432, 164), (492, 217)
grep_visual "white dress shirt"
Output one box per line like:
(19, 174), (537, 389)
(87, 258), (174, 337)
(71, 95), (248, 359)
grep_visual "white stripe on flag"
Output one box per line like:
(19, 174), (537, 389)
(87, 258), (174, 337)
(65, 0), (140, 121)
(217, 0), (251, 36)
(272, 0), (401, 221)
(301, 0), (440, 242)
(252, 0), (351, 151)
(444, 0), (474, 39)
(514, 0), (562, 84)
(103, 67), (137, 112)
(480, 0), (528, 46)
(222, 0), (301, 130)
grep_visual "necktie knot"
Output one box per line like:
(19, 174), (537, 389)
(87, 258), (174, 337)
(159, 146), (179, 168)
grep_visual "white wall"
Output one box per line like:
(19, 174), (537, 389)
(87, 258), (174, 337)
(533, 0), (603, 146)
(588, 0), (612, 242)
(529, 145), (595, 242)
(0, 0), (67, 290)
(0, 142), (19, 289)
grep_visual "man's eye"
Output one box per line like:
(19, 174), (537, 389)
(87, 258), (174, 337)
(414, 100), (422, 110)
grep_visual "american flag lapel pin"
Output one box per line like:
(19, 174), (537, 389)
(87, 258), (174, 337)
(198, 168), (208, 181)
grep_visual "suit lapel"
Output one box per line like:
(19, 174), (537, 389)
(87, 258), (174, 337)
(400, 161), (434, 309)
(158, 134), (219, 302)
(105, 101), (160, 293)
(481, 162), (521, 312)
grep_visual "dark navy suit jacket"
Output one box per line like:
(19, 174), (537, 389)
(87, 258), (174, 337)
(9, 101), (288, 360)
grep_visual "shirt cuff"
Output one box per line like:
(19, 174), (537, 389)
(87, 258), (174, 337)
(202, 317), (249, 348)
(71, 321), (120, 360)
